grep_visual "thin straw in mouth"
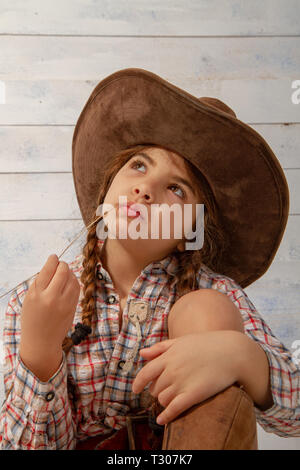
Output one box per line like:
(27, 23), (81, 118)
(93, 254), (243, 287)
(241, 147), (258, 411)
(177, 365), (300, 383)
(0, 208), (112, 301)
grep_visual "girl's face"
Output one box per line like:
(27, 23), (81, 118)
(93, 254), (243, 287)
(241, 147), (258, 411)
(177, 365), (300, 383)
(102, 146), (202, 258)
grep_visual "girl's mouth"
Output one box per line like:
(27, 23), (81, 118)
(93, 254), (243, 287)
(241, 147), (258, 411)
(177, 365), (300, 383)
(119, 203), (142, 219)
(126, 206), (141, 218)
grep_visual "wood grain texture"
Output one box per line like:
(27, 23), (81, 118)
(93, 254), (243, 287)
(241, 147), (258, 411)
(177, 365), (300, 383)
(0, 124), (299, 172)
(1, 36), (299, 80)
(0, 0), (299, 449)
(0, 78), (299, 124)
(0, 0), (299, 35)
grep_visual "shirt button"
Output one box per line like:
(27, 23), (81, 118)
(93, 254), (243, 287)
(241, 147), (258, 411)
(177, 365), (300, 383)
(118, 360), (125, 369)
(107, 295), (117, 304)
(97, 271), (104, 281)
(107, 408), (117, 417)
(45, 391), (55, 402)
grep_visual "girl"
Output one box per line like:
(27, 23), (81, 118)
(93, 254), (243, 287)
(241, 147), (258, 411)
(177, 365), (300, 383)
(0, 68), (299, 450)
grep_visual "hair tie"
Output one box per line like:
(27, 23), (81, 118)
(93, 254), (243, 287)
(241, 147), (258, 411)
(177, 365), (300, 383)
(71, 322), (92, 345)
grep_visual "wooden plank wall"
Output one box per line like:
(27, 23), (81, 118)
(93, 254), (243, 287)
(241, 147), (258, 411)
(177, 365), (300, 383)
(0, 0), (299, 449)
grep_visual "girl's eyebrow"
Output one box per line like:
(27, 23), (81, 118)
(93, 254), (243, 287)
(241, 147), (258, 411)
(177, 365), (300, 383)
(135, 152), (196, 196)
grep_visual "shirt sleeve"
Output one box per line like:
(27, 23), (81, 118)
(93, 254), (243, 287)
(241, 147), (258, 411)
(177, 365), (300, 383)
(0, 284), (77, 450)
(213, 275), (300, 437)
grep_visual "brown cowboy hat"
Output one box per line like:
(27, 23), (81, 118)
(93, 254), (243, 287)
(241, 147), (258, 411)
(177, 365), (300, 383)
(72, 67), (289, 288)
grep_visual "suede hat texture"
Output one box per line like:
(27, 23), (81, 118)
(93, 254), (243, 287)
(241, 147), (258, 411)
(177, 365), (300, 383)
(72, 67), (289, 288)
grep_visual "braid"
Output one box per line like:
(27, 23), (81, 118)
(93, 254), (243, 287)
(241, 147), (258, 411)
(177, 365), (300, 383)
(61, 143), (227, 355)
(171, 201), (227, 298)
(79, 215), (99, 328)
(62, 209), (99, 355)
(62, 144), (153, 356)
(170, 156), (228, 299)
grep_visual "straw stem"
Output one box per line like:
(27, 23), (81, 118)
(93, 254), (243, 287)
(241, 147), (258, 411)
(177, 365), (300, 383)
(0, 210), (110, 301)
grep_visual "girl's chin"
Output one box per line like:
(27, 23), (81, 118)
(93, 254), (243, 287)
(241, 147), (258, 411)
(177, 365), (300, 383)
(104, 235), (177, 249)
(105, 235), (151, 243)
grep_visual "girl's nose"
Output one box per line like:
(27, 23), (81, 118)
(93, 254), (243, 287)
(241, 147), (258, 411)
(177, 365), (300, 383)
(133, 186), (153, 203)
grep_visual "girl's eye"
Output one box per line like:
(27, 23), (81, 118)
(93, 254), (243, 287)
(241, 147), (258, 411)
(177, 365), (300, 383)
(130, 159), (186, 199)
(168, 184), (185, 199)
(130, 159), (146, 172)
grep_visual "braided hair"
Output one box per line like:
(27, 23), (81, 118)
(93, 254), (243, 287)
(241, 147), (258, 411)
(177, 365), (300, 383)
(62, 144), (227, 356)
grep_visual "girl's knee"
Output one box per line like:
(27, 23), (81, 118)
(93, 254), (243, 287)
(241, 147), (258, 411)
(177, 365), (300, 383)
(168, 289), (245, 338)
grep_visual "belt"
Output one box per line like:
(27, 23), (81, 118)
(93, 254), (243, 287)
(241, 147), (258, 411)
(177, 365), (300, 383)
(75, 404), (165, 450)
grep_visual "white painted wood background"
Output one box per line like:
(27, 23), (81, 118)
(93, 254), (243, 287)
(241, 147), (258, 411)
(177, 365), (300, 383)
(0, 0), (299, 450)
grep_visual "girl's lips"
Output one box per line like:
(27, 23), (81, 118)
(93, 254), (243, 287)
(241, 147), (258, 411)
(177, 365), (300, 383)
(127, 206), (140, 217)
(119, 204), (142, 219)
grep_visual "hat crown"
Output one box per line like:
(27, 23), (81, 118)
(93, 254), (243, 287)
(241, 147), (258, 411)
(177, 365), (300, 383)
(199, 97), (236, 118)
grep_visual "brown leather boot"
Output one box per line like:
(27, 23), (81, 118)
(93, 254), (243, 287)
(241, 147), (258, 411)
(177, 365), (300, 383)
(161, 383), (258, 450)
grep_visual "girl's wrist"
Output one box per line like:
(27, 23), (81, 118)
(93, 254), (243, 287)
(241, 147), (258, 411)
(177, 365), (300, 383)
(20, 339), (63, 381)
(221, 330), (249, 385)
(234, 332), (274, 410)
(20, 336), (62, 356)
(19, 346), (63, 382)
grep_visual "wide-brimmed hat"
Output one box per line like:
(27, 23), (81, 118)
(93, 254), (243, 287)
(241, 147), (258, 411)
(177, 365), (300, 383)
(72, 67), (289, 288)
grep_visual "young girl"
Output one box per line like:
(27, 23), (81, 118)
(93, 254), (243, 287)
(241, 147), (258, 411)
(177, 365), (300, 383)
(0, 68), (299, 450)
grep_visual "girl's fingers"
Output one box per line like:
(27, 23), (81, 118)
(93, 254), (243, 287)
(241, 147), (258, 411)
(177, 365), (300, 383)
(35, 254), (59, 291)
(132, 355), (165, 394)
(139, 348), (164, 361)
(47, 261), (70, 297)
(139, 338), (176, 356)
(156, 384), (177, 409)
(149, 375), (175, 401)
(156, 392), (193, 425)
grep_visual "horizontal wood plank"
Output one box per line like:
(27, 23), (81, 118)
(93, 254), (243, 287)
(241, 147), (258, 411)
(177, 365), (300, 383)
(0, 0), (299, 36)
(0, 173), (81, 219)
(0, 123), (299, 173)
(0, 78), (299, 125)
(0, 36), (299, 80)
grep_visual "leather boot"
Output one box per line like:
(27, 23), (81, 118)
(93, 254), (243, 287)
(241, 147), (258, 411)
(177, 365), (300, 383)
(161, 383), (258, 450)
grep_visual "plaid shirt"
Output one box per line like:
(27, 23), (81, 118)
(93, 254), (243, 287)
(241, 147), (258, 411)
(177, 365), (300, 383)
(1, 238), (300, 449)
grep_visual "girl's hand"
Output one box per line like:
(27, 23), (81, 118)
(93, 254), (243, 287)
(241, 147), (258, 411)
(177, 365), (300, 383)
(20, 254), (81, 355)
(132, 331), (245, 425)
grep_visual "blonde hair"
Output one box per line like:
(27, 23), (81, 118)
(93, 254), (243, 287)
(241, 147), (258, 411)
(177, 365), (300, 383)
(62, 144), (227, 355)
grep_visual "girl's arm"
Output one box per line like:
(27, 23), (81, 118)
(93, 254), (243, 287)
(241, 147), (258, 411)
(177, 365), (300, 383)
(215, 276), (300, 437)
(0, 283), (77, 450)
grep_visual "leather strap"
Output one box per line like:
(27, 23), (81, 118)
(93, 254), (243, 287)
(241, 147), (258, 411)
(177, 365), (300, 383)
(126, 410), (150, 450)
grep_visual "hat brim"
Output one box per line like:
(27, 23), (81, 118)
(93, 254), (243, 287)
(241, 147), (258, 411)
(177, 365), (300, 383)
(72, 68), (289, 288)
